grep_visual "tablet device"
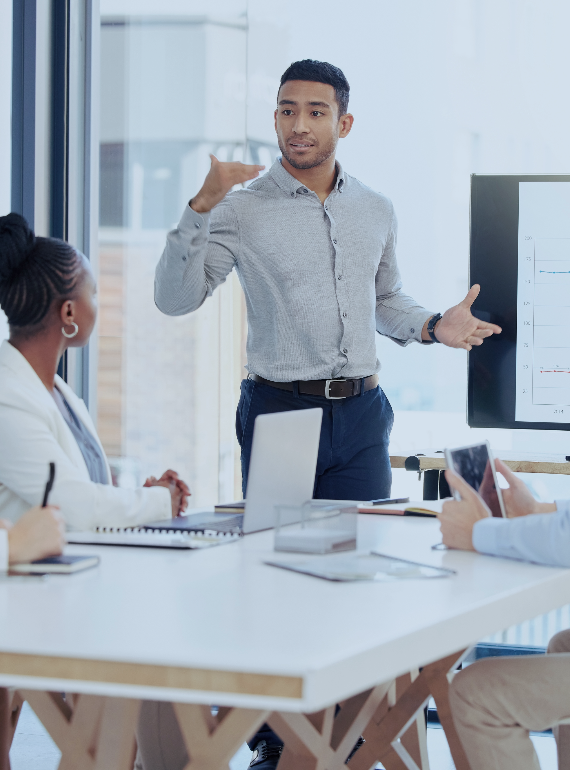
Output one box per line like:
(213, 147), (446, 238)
(444, 440), (506, 518)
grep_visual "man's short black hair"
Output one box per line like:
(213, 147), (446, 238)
(279, 60), (350, 118)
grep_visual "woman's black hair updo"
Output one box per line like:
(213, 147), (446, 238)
(0, 212), (82, 327)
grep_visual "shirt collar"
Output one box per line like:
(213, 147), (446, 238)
(269, 157), (346, 197)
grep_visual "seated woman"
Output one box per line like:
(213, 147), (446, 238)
(0, 213), (189, 528)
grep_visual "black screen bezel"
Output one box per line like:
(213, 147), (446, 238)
(468, 174), (570, 431)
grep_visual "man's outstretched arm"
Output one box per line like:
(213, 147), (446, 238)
(374, 208), (501, 348)
(155, 156), (264, 316)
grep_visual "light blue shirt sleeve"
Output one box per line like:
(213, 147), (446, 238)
(472, 500), (570, 567)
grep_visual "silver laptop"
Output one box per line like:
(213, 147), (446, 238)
(141, 407), (323, 535)
(242, 407), (322, 533)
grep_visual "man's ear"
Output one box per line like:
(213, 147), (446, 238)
(274, 109), (278, 134)
(338, 113), (354, 139)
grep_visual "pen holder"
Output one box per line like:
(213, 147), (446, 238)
(274, 500), (357, 554)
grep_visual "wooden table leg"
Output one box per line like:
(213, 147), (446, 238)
(266, 682), (392, 770)
(423, 657), (472, 770)
(173, 703), (270, 769)
(347, 649), (470, 770)
(0, 689), (24, 770)
(19, 690), (140, 770)
(0, 688), (10, 770)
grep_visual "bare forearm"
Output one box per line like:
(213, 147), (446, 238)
(190, 195), (214, 214)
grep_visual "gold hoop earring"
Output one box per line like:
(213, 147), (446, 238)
(62, 322), (79, 339)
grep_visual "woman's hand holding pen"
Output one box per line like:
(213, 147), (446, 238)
(144, 470), (191, 517)
(0, 506), (66, 565)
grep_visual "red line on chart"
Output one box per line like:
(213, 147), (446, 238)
(540, 370), (570, 373)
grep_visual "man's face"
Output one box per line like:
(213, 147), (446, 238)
(274, 80), (350, 170)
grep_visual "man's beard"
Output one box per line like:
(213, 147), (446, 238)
(278, 135), (337, 170)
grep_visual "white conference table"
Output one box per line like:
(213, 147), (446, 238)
(1, 514), (570, 770)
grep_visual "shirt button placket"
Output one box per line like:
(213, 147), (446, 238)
(334, 215), (347, 357)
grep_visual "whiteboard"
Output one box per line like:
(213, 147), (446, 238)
(516, 183), (570, 423)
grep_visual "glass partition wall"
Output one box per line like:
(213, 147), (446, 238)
(97, 2), (281, 503)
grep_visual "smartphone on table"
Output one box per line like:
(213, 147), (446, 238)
(444, 440), (506, 518)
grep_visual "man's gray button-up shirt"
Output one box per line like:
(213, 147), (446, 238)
(155, 158), (433, 382)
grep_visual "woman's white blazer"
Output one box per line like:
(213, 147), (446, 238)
(0, 340), (170, 529)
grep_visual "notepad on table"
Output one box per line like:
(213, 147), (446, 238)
(9, 555), (100, 574)
(357, 500), (443, 517)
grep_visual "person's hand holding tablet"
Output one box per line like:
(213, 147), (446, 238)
(439, 460), (560, 550)
(495, 458), (556, 518)
(439, 470), (492, 550)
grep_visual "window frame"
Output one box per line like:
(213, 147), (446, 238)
(10, 0), (100, 412)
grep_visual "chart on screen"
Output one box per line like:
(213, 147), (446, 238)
(516, 182), (570, 423)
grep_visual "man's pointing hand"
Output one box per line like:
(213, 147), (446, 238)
(190, 155), (265, 214)
(431, 284), (502, 351)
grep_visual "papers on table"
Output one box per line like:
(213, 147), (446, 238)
(357, 500), (444, 516)
(265, 551), (455, 582)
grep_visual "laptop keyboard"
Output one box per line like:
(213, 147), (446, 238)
(143, 514), (244, 534)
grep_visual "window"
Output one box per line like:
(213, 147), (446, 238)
(97, 2), (263, 502)
(0, 0), (11, 343)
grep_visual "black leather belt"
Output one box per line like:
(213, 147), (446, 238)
(249, 373), (379, 399)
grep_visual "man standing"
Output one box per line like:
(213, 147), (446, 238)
(155, 59), (501, 769)
(156, 59), (500, 502)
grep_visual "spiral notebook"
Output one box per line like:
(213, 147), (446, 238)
(67, 526), (241, 549)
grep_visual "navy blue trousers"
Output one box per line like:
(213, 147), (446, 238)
(236, 377), (394, 749)
(236, 378), (394, 501)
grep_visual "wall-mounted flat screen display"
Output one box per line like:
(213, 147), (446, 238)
(469, 174), (570, 430)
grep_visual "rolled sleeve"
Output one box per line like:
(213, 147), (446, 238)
(0, 529), (8, 571)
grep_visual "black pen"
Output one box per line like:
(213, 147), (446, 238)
(369, 497), (410, 505)
(42, 462), (56, 507)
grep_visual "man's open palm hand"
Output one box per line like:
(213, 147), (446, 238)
(191, 155), (265, 214)
(436, 285), (502, 351)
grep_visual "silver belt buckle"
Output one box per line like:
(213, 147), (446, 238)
(325, 379), (347, 399)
